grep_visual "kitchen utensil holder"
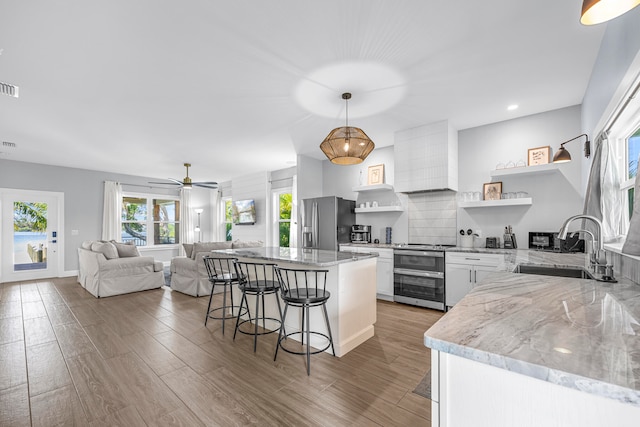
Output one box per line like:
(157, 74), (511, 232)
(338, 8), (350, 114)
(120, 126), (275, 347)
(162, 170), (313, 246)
(461, 235), (474, 248)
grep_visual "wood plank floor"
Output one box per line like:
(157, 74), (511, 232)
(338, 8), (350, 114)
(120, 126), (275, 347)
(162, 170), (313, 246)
(0, 276), (443, 426)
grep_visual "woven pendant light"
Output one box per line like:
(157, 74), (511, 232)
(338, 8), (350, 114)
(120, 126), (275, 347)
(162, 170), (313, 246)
(320, 93), (375, 165)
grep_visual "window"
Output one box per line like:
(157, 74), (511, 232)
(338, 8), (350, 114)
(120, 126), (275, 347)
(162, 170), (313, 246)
(273, 190), (292, 247)
(222, 197), (233, 241)
(624, 128), (640, 220)
(121, 195), (180, 246)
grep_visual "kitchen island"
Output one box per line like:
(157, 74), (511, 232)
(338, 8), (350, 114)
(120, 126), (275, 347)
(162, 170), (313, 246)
(425, 250), (640, 426)
(212, 247), (377, 357)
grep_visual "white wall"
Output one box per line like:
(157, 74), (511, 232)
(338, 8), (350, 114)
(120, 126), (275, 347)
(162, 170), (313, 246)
(582, 7), (640, 138)
(321, 146), (409, 244)
(457, 106), (584, 248)
(230, 171), (269, 243)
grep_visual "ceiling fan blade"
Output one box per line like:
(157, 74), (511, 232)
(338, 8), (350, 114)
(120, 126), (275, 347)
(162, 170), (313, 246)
(149, 181), (182, 186)
(194, 183), (218, 189)
(193, 181), (218, 185)
(167, 178), (183, 185)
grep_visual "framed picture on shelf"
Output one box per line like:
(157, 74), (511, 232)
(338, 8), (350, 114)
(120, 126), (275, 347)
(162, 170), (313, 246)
(483, 181), (502, 201)
(367, 164), (384, 185)
(527, 146), (550, 166)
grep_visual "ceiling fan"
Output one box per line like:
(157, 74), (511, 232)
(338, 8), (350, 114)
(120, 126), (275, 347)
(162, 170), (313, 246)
(149, 163), (218, 189)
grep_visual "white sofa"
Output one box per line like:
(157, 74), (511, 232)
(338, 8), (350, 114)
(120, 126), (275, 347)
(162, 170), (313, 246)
(170, 240), (263, 296)
(77, 240), (165, 298)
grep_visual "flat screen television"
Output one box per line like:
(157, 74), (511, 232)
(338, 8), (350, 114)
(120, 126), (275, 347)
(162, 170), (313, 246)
(232, 199), (256, 225)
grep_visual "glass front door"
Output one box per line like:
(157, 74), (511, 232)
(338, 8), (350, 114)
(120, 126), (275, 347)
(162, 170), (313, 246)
(1, 189), (62, 283)
(13, 201), (49, 271)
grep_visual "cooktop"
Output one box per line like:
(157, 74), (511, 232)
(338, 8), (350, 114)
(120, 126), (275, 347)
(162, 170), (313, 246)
(394, 243), (456, 251)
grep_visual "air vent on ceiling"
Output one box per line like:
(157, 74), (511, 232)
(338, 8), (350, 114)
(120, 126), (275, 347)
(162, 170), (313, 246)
(0, 81), (19, 98)
(3, 141), (16, 148)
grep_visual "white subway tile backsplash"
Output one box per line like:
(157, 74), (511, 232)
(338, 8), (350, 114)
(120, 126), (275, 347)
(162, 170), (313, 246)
(408, 191), (457, 245)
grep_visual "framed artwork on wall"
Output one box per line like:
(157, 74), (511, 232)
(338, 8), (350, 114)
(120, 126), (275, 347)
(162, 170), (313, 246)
(483, 181), (502, 201)
(528, 146), (551, 166)
(367, 164), (384, 185)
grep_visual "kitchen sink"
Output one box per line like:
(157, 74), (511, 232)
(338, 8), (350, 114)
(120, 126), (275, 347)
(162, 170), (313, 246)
(513, 264), (595, 279)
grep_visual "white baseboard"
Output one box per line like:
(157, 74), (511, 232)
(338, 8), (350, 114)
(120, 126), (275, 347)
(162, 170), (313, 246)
(62, 270), (79, 278)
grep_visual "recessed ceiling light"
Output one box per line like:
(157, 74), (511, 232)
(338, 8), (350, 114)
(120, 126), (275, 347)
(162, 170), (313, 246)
(507, 104), (518, 111)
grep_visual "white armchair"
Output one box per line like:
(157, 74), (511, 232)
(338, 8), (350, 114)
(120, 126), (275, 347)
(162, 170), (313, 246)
(77, 241), (164, 298)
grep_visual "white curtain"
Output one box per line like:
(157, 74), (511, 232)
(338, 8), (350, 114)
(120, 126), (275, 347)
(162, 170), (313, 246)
(600, 135), (622, 240)
(212, 189), (221, 241)
(289, 174), (298, 248)
(583, 134), (622, 242)
(101, 181), (122, 241)
(179, 188), (193, 254)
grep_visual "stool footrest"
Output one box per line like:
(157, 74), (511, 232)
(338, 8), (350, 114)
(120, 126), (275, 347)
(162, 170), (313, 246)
(206, 305), (247, 321)
(235, 318), (282, 336)
(277, 331), (332, 355)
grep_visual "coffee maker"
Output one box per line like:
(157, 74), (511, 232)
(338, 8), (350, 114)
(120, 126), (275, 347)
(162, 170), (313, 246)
(351, 225), (372, 244)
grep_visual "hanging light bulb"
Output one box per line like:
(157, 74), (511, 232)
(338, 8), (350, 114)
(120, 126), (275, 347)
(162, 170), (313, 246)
(319, 93), (375, 165)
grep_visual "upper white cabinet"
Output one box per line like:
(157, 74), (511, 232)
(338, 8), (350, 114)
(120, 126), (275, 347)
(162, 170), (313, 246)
(394, 120), (458, 193)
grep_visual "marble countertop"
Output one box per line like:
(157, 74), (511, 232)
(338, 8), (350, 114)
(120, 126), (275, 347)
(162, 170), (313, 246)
(425, 250), (640, 406)
(212, 246), (377, 267)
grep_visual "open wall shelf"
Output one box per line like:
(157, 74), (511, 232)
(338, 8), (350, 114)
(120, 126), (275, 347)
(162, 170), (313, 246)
(489, 163), (561, 178)
(352, 183), (395, 192)
(458, 198), (533, 208)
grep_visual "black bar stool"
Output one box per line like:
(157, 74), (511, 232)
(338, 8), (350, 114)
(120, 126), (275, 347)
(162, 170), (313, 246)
(273, 267), (335, 375)
(202, 256), (246, 335)
(232, 261), (284, 352)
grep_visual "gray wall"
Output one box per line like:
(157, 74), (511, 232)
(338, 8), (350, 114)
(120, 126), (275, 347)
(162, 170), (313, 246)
(457, 105), (584, 247)
(0, 159), (212, 273)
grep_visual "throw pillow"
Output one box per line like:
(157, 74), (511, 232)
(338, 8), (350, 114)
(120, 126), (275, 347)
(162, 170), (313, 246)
(191, 241), (233, 259)
(111, 241), (140, 258)
(91, 241), (119, 259)
(183, 243), (194, 258)
(81, 240), (93, 250)
(232, 239), (264, 248)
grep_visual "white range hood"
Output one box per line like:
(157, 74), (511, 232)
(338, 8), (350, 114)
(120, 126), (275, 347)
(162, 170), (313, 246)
(394, 120), (458, 193)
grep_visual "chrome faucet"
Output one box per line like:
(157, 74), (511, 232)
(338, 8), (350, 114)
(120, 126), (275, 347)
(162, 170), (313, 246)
(557, 214), (616, 282)
(570, 229), (596, 264)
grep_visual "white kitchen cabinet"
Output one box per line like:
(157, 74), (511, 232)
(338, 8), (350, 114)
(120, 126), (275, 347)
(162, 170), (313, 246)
(429, 349), (640, 427)
(394, 120), (458, 193)
(445, 253), (502, 308)
(340, 245), (394, 301)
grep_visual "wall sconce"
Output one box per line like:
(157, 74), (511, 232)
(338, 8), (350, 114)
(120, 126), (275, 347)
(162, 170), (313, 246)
(194, 208), (203, 242)
(552, 134), (590, 163)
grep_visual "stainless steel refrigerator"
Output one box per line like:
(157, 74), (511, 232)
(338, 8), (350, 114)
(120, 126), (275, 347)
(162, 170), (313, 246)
(301, 196), (355, 251)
